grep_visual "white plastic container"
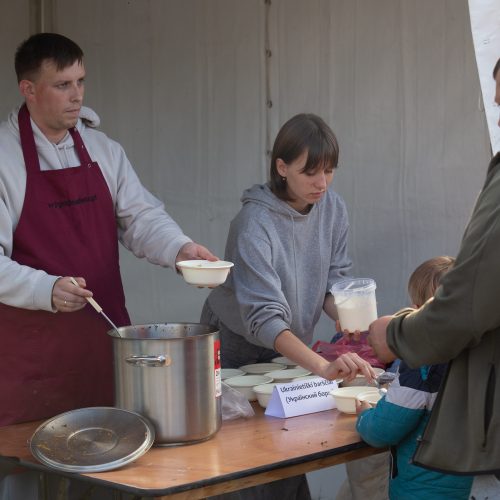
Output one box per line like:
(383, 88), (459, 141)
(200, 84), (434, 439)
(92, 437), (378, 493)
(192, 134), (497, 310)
(271, 356), (297, 367)
(176, 260), (234, 287)
(221, 368), (245, 380)
(253, 383), (277, 408)
(225, 375), (273, 401)
(329, 386), (379, 414)
(265, 368), (311, 383)
(356, 390), (382, 407)
(239, 363), (285, 374)
(330, 278), (378, 331)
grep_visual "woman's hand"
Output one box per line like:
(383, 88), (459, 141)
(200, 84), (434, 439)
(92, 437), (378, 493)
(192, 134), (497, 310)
(319, 352), (376, 382)
(335, 320), (362, 341)
(52, 276), (93, 312)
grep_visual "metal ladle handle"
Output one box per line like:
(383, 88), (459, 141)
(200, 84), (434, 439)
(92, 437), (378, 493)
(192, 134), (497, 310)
(69, 277), (121, 336)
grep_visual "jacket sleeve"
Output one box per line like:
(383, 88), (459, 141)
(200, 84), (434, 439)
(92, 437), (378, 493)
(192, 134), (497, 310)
(356, 369), (428, 447)
(387, 163), (500, 368)
(0, 195), (57, 311)
(110, 143), (192, 269)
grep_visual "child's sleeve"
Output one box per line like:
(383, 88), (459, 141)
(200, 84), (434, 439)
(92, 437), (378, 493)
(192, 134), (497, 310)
(356, 397), (425, 448)
(356, 369), (427, 448)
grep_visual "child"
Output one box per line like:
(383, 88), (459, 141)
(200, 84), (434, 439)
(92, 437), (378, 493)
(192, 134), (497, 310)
(356, 256), (474, 499)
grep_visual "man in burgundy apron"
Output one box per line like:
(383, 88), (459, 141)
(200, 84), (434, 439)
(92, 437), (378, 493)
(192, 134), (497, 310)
(0, 33), (216, 433)
(0, 102), (131, 426)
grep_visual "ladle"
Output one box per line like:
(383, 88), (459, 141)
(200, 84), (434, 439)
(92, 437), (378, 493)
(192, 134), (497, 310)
(69, 277), (122, 337)
(375, 371), (396, 395)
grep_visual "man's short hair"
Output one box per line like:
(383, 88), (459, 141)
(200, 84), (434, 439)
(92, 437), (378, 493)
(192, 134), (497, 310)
(15, 32), (83, 82)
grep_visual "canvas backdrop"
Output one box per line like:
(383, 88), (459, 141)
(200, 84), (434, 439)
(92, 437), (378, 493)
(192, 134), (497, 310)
(0, 0), (491, 342)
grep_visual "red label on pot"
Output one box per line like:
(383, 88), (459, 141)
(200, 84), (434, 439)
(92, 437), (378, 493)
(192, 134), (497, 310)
(214, 339), (221, 397)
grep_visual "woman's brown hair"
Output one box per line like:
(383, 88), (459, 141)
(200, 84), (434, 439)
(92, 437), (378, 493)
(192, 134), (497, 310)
(269, 113), (339, 201)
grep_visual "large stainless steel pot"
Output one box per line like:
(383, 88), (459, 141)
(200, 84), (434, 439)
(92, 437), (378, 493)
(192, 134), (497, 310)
(108, 323), (221, 446)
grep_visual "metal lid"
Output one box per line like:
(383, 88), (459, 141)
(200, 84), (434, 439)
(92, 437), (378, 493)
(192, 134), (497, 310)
(30, 407), (155, 473)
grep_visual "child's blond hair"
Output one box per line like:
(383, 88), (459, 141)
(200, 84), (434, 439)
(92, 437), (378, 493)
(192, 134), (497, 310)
(408, 256), (455, 307)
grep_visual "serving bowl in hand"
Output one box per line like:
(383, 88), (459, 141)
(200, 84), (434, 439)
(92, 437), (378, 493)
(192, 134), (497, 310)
(329, 386), (379, 414)
(225, 375), (273, 401)
(176, 260), (234, 287)
(356, 390), (382, 407)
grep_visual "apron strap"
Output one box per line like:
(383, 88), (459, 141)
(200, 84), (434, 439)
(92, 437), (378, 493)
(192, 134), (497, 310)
(18, 103), (93, 172)
(18, 104), (42, 175)
(68, 127), (93, 168)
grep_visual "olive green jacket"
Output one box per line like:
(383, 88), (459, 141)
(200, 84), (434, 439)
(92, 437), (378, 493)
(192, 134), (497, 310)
(387, 152), (500, 475)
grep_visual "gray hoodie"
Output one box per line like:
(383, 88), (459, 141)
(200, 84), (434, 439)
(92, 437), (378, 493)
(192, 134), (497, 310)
(206, 183), (351, 349)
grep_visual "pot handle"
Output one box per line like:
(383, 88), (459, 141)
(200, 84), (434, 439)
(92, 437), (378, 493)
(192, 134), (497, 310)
(125, 355), (171, 367)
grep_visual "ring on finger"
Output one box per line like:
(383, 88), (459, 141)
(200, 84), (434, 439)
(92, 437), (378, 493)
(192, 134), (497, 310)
(64, 298), (67, 306)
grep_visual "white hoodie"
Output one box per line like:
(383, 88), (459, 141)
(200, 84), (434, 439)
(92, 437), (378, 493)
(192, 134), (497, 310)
(0, 105), (191, 311)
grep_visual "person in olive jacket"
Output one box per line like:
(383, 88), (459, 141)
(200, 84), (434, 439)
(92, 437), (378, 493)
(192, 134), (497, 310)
(368, 57), (500, 487)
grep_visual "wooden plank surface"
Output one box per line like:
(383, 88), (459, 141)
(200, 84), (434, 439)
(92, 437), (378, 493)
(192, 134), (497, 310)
(0, 405), (381, 498)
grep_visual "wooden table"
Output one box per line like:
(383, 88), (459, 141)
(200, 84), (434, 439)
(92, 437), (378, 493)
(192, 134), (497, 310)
(0, 405), (382, 499)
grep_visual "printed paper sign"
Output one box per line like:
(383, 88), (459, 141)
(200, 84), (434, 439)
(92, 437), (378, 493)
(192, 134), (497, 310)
(265, 377), (339, 418)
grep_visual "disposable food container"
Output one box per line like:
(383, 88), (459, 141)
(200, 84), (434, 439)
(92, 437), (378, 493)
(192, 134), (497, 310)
(177, 260), (234, 287)
(265, 368), (311, 383)
(239, 362), (285, 374)
(225, 375), (273, 401)
(329, 386), (379, 414)
(253, 383), (276, 408)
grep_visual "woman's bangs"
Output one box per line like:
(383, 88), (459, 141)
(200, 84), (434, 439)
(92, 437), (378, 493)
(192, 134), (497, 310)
(301, 134), (337, 173)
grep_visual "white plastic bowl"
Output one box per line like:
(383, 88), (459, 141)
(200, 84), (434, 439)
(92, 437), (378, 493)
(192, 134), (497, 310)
(271, 356), (298, 367)
(253, 383), (276, 408)
(356, 390), (382, 407)
(329, 386), (379, 414)
(340, 367), (385, 387)
(225, 375), (274, 401)
(265, 368), (311, 383)
(176, 260), (234, 287)
(221, 368), (245, 380)
(239, 363), (285, 374)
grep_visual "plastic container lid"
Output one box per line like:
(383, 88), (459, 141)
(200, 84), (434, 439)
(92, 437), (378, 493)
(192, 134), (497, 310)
(331, 278), (376, 295)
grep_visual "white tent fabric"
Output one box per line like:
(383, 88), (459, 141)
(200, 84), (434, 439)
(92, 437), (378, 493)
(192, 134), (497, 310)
(0, 1), (496, 498)
(468, 0), (500, 152)
(0, 0), (492, 336)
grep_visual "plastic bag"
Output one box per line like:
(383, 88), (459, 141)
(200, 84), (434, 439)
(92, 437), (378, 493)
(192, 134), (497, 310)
(221, 382), (255, 421)
(312, 332), (385, 369)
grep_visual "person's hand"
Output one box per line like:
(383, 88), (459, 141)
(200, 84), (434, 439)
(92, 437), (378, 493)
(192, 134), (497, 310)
(368, 316), (398, 363)
(320, 352), (376, 382)
(355, 398), (373, 415)
(175, 242), (218, 263)
(52, 276), (93, 312)
(335, 320), (362, 341)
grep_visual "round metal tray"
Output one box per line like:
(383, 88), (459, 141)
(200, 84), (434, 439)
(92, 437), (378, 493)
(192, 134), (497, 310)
(30, 407), (155, 473)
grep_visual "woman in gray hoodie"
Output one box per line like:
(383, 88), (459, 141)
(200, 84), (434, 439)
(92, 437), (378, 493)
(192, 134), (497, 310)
(202, 113), (373, 385)
(202, 114), (374, 500)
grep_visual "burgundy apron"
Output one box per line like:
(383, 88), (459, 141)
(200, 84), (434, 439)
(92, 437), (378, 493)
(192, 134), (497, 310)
(0, 104), (130, 426)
